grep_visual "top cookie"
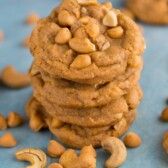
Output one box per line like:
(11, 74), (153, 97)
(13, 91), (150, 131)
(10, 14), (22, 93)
(126, 0), (168, 24)
(30, 0), (145, 85)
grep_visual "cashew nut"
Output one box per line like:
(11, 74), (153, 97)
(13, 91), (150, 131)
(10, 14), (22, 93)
(69, 38), (96, 53)
(123, 132), (142, 148)
(59, 145), (96, 168)
(101, 137), (127, 168)
(1, 66), (31, 88)
(77, 0), (97, 6)
(16, 148), (47, 168)
(0, 132), (17, 148)
(47, 140), (66, 158)
(70, 54), (91, 69)
(0, 114), (7, 130)
(48, 163), (63, 168)
(103, 10), (118, 27)
(7, 112), (24, 127)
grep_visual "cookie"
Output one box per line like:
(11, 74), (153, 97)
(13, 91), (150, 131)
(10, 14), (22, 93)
(126, 0), (168, 24)
(30, 0), (145, 85)
(30, 61), (142, 107)
(26, 97), (136, 148)
(32, 84), (142, 127)
(46, 109), (136, 148)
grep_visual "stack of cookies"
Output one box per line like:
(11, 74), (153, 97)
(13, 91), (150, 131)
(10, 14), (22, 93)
(27, 0), (145, 149)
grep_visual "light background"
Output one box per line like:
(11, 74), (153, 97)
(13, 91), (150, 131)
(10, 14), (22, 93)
(0, 0), (168, 167)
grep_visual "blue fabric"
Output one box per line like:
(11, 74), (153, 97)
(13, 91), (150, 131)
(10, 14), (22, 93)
(0, 0), (168, 167)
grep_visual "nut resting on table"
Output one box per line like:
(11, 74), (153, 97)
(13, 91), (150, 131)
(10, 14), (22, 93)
(15, 148), (47, 168)
(123, 132), (142, 148)
(101, 137), (127, 168)
(0, 132), (17, 148)
(59, 145), (96, 168)
(1, 66), (31, 88)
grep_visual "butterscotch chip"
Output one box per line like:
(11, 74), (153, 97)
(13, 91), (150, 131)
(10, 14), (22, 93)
(70, 54), (91, 69)
(123, 132), (142, 148)
(23, 36), (30, 47)
(107, 26), (124, 39)
(26, 12), (39, 25)
(47, 140), (66, 158)
(103, 10), (118, 27)
(7, 112), (24, 127)
(0, 30), (4, 41)
(0, 132), (17, 147)
(55, 28), (72, 44)
(161, 107), (168, 122)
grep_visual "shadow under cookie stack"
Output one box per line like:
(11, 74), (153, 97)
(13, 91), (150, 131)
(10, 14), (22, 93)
(27, 0), (145, 148)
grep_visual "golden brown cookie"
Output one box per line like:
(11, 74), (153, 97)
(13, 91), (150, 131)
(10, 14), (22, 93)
(31, 84), (142, 127)
(26, 97), (136, 148)
(46, 109), (136, 148)
(30, 61), (142, 108)
(30, 0), (145, 85)
(126, 0), (168, 24)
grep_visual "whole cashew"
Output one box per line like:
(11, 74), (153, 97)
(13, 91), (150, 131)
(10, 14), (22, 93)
(1, 66), (31, 88)
(101, 137), (127, 168)
(15, 148), (47, 168)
